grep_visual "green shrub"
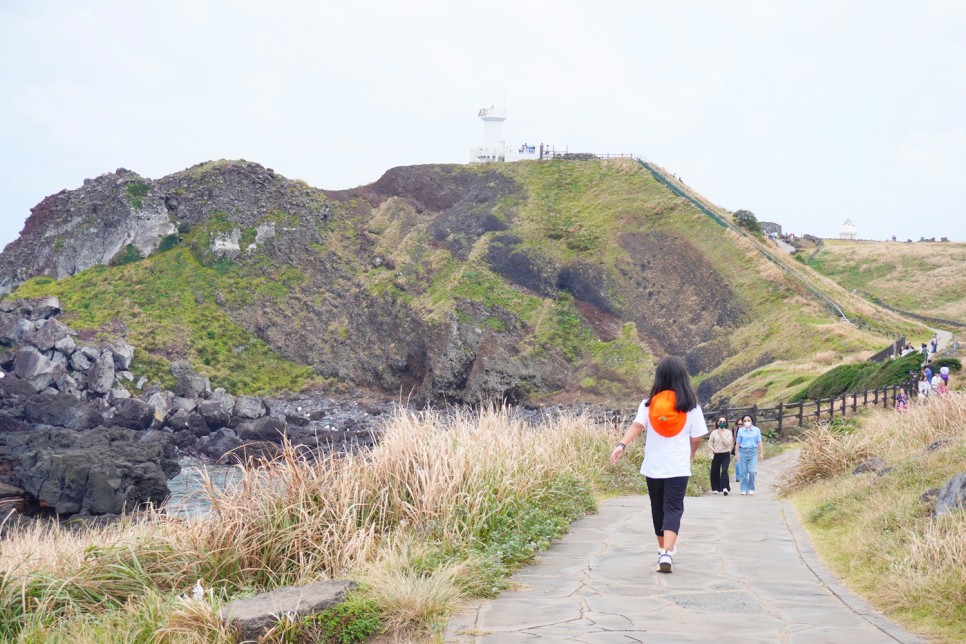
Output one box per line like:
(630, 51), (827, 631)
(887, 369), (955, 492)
(304, 596), (382, 643)
(733, 209), (761, 233)
(855, 352), (923, 390)
(790, 362), (877, 402)
(931, 357), (962, 372)
(156, 234), (179, 253)
(791, 352), (923, 402)
(110, 244), (144, 266)
(125, 182), (150, 209)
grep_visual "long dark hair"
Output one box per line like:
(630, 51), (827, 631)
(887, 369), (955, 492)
(645, 356), (698, 412)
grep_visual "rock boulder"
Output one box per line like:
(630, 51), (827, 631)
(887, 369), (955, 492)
(0, 426), (180, 515)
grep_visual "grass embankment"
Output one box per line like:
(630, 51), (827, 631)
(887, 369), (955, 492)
(810, 239), (966, 325)
(780, 392), (966, 642)
(0, 407), (679, 642)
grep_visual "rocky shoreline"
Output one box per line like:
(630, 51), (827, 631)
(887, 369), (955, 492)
(0, 296), (395, 519)
(1, 296), (630, 522)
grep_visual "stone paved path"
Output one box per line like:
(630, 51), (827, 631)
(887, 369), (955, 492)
(444, 450), (922, 643)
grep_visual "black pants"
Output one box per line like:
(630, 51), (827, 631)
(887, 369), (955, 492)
(645, 476), (689, 536)
(710, 452), (731, 492)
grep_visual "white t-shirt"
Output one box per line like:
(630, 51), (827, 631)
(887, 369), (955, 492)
(632, 399), (708, 478)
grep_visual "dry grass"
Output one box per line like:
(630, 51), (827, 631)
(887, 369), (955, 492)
(0, 406), (621, 641)
(813, 239), (966, 322)
(784, 392), (966, 641)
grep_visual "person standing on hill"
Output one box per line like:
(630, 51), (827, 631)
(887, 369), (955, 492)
(895, 388), (909, 412)
(918, 371), (931, 398)
(736, 415), (764, 495)
(708, 416), (733, 495)
(610, 356), (707, 574)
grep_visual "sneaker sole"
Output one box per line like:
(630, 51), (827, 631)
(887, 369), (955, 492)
(658, 562), (672, 573)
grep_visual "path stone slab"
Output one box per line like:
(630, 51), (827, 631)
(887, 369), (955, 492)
(445, 449), (923, 643)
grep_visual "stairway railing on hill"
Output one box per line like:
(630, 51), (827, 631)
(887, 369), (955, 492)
(635, 159), (852, 324)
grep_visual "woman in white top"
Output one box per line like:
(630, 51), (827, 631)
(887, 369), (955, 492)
(610, 356), (707, 574)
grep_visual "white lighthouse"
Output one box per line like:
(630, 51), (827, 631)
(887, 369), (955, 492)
(471, 105), (507, 163)
(839, 218), (857, 240)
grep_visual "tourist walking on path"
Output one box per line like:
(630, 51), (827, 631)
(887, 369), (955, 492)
(610, 356), (707, 573)
(708, 416), (733, 495)
(736, 414), (764, 495)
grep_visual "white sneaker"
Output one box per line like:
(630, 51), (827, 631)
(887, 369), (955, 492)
(657, 551), (673, 573)
(723, 489), (729, 496)
(749, 491), (755, 495)
(741, 491), (747, 495)
(713, 490), (719, 495)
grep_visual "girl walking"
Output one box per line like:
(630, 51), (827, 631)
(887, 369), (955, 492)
(736, 414), (764, 494)
(610, 356), (707, 573)
(708, 416), (733, 495)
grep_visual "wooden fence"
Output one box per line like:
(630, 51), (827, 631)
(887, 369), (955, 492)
(700, 376), (919, 437)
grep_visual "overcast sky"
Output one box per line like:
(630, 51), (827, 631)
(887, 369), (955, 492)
(2, 1), (964, 252)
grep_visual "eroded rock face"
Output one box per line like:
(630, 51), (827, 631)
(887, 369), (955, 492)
(0, 169), (176, 295)
(0, 159), (762, 405)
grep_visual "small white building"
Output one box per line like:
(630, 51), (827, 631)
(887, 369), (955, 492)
(470, 106), (507, 163)
(839, 219), (857, 240)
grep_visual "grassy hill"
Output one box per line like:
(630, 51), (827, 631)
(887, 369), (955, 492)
(6, 158), (931, 405)
(783, 393), (966, 642)
(809, 239), (966, 326)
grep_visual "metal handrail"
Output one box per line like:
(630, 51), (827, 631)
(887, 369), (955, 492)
(636, 159), (851, 323)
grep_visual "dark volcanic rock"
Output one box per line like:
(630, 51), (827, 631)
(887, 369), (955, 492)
(111, 398), (154, 431)
(23, 318), (73, 352)
(199, 400), (230, 429)
(202, 428), (243, 461)
(0, 410), (28, 433)
(0, 426), (179, 515)
(236, 416), (286, 443)
(14, 347), (60, 391)
(935, 472), (966, 516)
(23, 393), (103, 430)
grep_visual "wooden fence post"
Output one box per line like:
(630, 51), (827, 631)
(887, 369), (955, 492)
(829, 396), (835, 419)
(842, 393), (847, 416)
(852, 392), (857, 413)
(873, 388), (878, 406)
(815, 398), (822, 422)
(864, 390), (868, 407)
(777, 400), (784, 436)
(798, 400), (804, 427)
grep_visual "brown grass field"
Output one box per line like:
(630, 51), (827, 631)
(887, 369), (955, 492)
(810, 239), (966, 325)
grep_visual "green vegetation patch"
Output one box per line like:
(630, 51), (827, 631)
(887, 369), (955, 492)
(790, 352), (923, 402)
(11, 246), (316, 395)
(125, 182), (150, 209)
(109, 244), (144, 267)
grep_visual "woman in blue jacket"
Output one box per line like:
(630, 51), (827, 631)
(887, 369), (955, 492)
(735, 414), (764, 494)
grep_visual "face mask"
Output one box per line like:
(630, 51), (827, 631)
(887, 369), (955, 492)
(744, 421), (752, 427)
(717, 422), (726, 428)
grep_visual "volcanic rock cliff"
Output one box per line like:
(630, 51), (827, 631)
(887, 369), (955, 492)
(0, 158), (864, 405)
